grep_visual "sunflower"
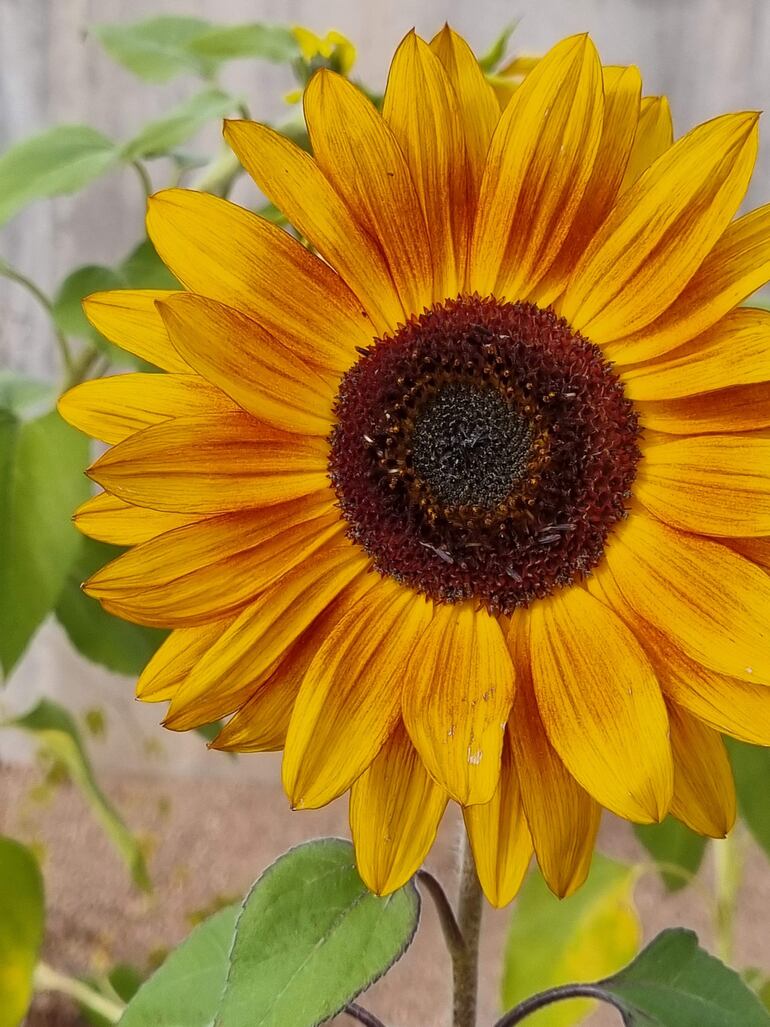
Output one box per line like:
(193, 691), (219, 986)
(59, 29), (770, 906)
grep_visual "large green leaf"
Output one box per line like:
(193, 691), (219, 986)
(634, 817), (707, 891)
(0, 125), (117, 225)
(501, 856), (641, 1026)
(0, 837), (44, 1027)
(726, 739), (770, 859)
(6, 700), (150, 891)
(215, 838), (420, 1027)
(187, 23), (298, 62)
(56, 538), (167, 676)
(92, 17), (216, 81)
(120, 89), (236, 160)
(118, 906), (237, 1027)
(599, 928), (770, 1025)
(0, 398), (90, 677)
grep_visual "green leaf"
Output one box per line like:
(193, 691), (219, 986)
(0, 402), (90, 676)
(55, 538), (167, 676)
(0, 125), (117, 226)
(120, 89), (236, 160)
(634, 817), (708, 891)
(119, 239), (179, 290)
(119, 905), (238, 1027)
(599, 928), (770, 1025)
(52, 265), (127, 343)
(0, 837), (44, 1027)
(215, 838), (420, 1027)
(81, 964), (143, 1026)
(501, 855), (641, 1026)
(0, 372), (54, 421)
(92, 17), (216, 81)
(187, 23), (298, 62)
(726, 739), (770, 858)
(478, 22), (518, 72)
(6, 699), (150, 891)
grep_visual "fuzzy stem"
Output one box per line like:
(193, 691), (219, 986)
(492, 983), (627, 1026)
(452, 835), (483, 1027)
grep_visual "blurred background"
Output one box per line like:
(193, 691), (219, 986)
(2, 1), (770, 1024)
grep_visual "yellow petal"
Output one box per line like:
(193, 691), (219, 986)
(223, 119), (401, 336)
(87, 413), (329, 513)
(383, 31), (470, 300)
(726, 535), (770, 571)
(604, 513), (770, 684)
(73, 492), (201, 546)
(58, 372), (237, 445)
(533, 64), (641, 307)
(471, 34), (604, 299)
(668, 703), (736, 837)
(508, 612), (601, 897)
(562, 112), (758, 343)
(620, 95), (673, 192)
(156, 294), (333, 436)
(638, 435), (770, 537)
(146, 189), (373, 374)
(606, 203), (770, 364)
(209, 596), (354, 753)
(84, 495), (341, 627)
(82, 290), (189, 372)
(283, 579), (433, 809)
(528, 585), (673, 823)
(462, 733), (533, 908)
(638, 624), (770, 746)
(621, 307), (770, 400)
(165, 542), (372, 731)
(402, 603), (514, 806)
(205, 575), (377, 751)
(636, 381), (770, 435)
(429, 26), (499, 204)
(304, 69), (433, 317)
(350, 722), (448, 895)
(136, 619), (233, 702)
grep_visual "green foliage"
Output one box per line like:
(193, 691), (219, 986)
(216, 838), (420, 1026)
(120, 89), (237, 160)
(598, 928), (770, 1025)
(726, 739), (770, 859)
(478, 22), (518, 72)
(56, 538), (167, 676)
(501, 856), (640, 1026)
(120, 239), (180, 290)
(80, 964), (143, 1026)
(634, 817), (707, 891)
(0, 838), (44, 1027)
(118, 905), (237, 1026)
(0, 126), (118, 226)
(0, 396), (90, 677)
(6, 699), (150, 891)
(53, 266), (127, 344)
(93, 16), (298, 81)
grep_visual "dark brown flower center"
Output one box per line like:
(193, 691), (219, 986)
(328, 295), (640, 613)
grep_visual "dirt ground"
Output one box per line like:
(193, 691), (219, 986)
(2, 757), (769, 1027)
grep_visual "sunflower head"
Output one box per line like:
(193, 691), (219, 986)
(60, 27), (770, 907)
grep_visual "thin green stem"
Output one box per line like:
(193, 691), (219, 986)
(0, 260), (75, 376)
(64, 344), (101, 390)
(34, 962), (125, 1024)
(714, 828), (745, 964)
(417, 869), (465, 961)
(345, 1002), (388, 1027)
(453, 834), (483, 1027)
(493, 983), (627, 1026)
(131, 158), (153, 199)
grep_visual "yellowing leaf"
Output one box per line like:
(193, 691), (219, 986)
(0, 837), (44, 1027)
(501, 855), (641, 1026)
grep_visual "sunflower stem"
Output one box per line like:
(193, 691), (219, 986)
(491, 983), (628, 1026)
(344, 1001), (388, 1027)
(452, 833), (483, 1027)
(34, 962), (125, 1023)
(417, 869), (465, 960)
(713, 827), (745, 964)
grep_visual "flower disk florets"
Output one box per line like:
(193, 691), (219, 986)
(329, 295), (641, 613)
